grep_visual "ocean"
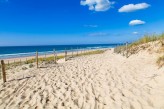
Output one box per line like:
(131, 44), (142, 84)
(0, 44), (120, 59)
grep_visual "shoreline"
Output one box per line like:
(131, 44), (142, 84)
(0, 44), (118, 59)
(1, 48), (110, 64)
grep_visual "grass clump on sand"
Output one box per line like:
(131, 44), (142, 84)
(136, 33), (163, 45)
(114, 46), (126, 54)
(129, 33), (164, 47)
(114, 33), (164, 56)
(24, 55), (65, 64)
(157, 55), (164, 67)
(78, 50), (106, 56)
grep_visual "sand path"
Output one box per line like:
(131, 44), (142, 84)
(0, 49), (164, 109)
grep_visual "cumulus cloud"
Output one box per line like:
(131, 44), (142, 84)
(119, 3), (150, 12)
(80, 0), (115, 12)
(129, 20), (145, 26)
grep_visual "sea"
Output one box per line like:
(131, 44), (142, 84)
(0, 44), (121, 59)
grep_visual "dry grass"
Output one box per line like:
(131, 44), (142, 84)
(114, 33), (164, 57)
(78, 50), (105, 56)
(130, 33), (164, 47)
(114, 33), (164, 67)
(156, 40), (164, 53)
(157, 55), (164, 67)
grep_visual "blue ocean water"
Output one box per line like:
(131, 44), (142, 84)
(0, 44), (120, 59)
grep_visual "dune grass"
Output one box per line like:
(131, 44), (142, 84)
(114, 33), (164, 67)
(157, 55), (164, 67)
(78, 50), (105, 56)
(114, 33), (164, 55)
(25, 55), (65, 64)
(129, 33), (164, 47)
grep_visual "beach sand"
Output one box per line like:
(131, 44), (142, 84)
(2, 49), (96, 64)
(0, 49), (164, 109)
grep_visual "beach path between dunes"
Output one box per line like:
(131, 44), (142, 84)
(0, 49), (164, 109)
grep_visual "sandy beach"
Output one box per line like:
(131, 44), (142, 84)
(1, 0), (164, 108)
(2, 49), (99, 64)
(0, 48), (164, 109)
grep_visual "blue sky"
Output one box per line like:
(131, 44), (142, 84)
(0, 0), (164, 46)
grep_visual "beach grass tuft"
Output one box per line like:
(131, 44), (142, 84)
(114, 33), (164, 56)
(78, 50), (105, 56)
(129, 33), (164, 47)
(157, 55), (164, 67)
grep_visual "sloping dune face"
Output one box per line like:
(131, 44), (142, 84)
(0, 49), (164, 109)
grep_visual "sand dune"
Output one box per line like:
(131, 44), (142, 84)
(0, 49), (164, 109)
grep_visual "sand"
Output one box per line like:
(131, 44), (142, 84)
(2, 49), (97, 64)
(0, 49), (164, 109)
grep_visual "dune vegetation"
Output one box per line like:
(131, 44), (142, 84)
(130, 33), (164, 47)
(157, 55), (164, 67)
(114, 33), (164, 54)
(114, 33), (164, 67)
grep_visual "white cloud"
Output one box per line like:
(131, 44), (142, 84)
(88, 32), (108, 36)
(84, 25), (98, 28)
(133, 32), (138, 34)
(129, 20), (145, 26)
(119, 3), (150, 12)
(80, 0), (115, 12)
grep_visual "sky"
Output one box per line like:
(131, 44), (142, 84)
(0, 0), (164, 46)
